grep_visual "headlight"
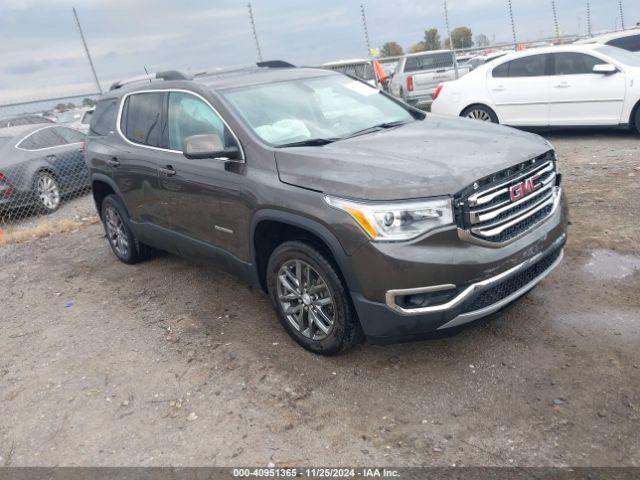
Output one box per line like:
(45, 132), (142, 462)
(324, 195), (453, 241)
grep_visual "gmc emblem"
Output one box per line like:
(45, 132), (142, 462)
(509, 175), (541, 202)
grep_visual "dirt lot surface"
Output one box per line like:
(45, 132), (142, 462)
(1, 130), (639, 467)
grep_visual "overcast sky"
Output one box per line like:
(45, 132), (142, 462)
(1, 0), (639, 102)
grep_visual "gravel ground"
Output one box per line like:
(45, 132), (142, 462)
(0, 130), (639, 467)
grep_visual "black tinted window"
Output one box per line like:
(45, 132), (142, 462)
(90, 99), (117, 136)
(404, 52), (454, 72)
(492, 62), (509, 77)
(506, 55), (547, 77)
(56, 127), (85, 143)
(607, 34), (640, 52)
(19, 128), (66, 150)
(554, 53), (601, 75)
(121, 93), (163, 147)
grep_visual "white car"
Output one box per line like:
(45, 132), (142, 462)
(574, 28), (640, 54)
(431, 44), (640, 133)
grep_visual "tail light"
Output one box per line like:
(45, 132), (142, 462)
(406, 75), (414, 92)
(0, 172), (5, 182)
(82, 141), (87, 157)
(433, 84), (444, 101)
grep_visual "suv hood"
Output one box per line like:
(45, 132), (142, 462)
(275, 116), (551, 201)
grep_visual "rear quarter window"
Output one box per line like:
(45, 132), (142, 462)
(90, 99), (117, 136)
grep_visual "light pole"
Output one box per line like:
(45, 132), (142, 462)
(247, 3), (263, 62)
(443, 0), (459, 79)
(72, 7), (102, 94)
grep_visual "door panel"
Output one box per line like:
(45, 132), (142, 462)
(488, 54), (550, 126)
(158, 91), (249, 259)
(549, 53), (626, 125)
(115, 92), (167, 226)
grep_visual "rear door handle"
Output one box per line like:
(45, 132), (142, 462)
(106, 157), (120, 167)
(555, 82), (570, 88)
(492, 85), (505, 92)
(160, 165), (176, 177)
(45, 154), (57, 161)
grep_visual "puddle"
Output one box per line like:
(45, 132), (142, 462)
(583, 249), (640, 280)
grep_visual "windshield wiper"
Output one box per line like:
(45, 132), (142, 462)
(276, 138), (339, 148)
(343, 120), (411, 139)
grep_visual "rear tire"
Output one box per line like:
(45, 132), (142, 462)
(267, 241), (363, 355)
(101, 194), (153, 264)
(461, 104), (499, 123)
(34, 171), (61, 214)
(634, 106), (640, 135)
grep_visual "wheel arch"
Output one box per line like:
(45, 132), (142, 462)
(629, 98), (640, 130)
(251, 210), (361, 295)
(91, 174), (125, 219)
(460, 102), (500, 123)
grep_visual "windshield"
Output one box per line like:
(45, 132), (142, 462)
(57, 111), (83, 123)
(222, 75), (415, 146)
(596, 45), (640, 67)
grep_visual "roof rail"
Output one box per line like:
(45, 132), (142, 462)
(109, 70), (191, 91)
(256, 60), (296, 68)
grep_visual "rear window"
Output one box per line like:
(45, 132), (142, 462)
(607, 34), (640, 52)
(90, 99), (117, 136)
(121, 92), (164, 147)
(404, 52), (454, 72)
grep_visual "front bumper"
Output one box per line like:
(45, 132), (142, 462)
(348, 193), (568, 342)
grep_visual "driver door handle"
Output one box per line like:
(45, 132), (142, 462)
(160, 165), (176, 177)
(105, 157), (120, 167)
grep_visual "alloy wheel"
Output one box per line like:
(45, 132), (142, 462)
(37, 173), (60, 211)
(465, 108), (493, 122)
(277, 259), (335, 340)
(104, 205), (129, 259)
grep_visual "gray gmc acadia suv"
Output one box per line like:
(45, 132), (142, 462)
(85, 64), (568, 355)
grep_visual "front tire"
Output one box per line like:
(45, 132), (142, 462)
(101, 195), (152, 264)
(267, 241), (363, 355)
(461, 104), (499, 123)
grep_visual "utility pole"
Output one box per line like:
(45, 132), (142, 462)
(507, 0), (517, 44)
(586, 2), (592, 36)
(618, 0), (625, 30)
(247, 3), (263, 62)
(551, 0), (560, 38)
(443, 0), (459, 79)
(360, 3), (372, 58)
(72, 7), (102, 94)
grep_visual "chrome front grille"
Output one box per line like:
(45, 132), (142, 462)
(455, 152), (561, 246)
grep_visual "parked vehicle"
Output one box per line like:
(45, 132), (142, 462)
(389, 50), (472, 108)
(431, 44), (640, 132)
(466, 50), (512, 71)
(85, 65), (567, 355)
(0, 124), (88, 214)
(574, 28), (640, 53)
(0, 114), (53, 128)
(56, 107), (93, 133)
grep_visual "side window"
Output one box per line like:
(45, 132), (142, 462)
(90, 99), (117, 136)
(56, 127), (85, 143)
(492, 62), (509, 78)
(167, 92), (230, 151)
(607, 34), (640, 52)
(19, 128), (67, 150)
(554, 53), (601, 75)
(507, 55), (547, 77)
(121, 92), (164, 147)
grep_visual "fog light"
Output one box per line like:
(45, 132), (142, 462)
(396, 288), (459, 309)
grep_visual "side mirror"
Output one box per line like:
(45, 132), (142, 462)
(183, 134), (241, 161)
(592, 64), (616, 74)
